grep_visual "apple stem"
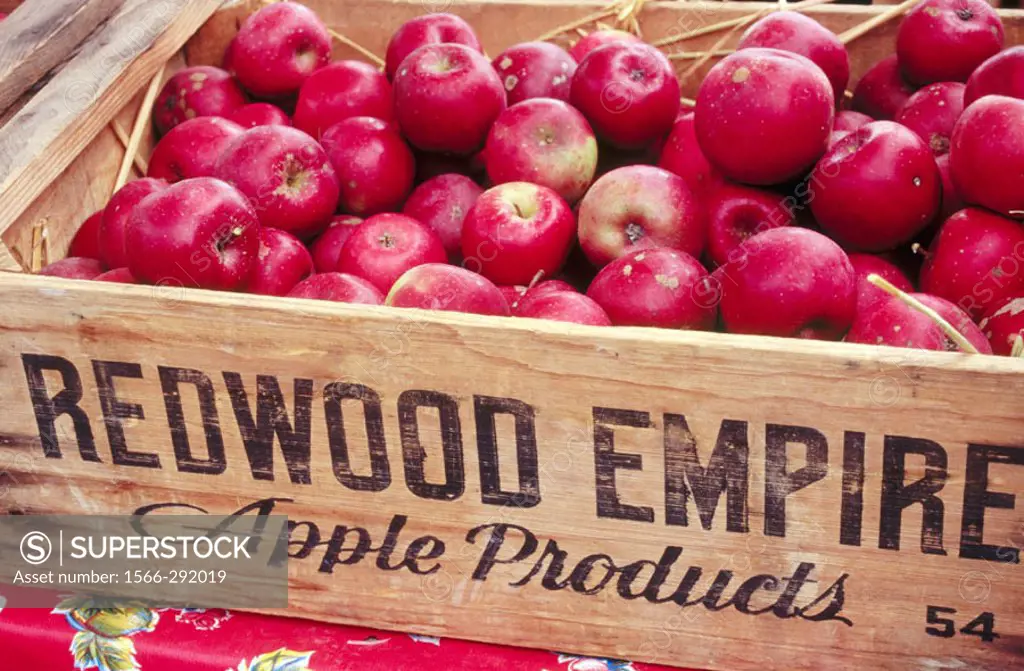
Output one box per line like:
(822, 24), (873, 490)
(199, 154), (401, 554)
(866, 273), (980, 354)
(1012, 335), (1024, 358)
(680, 96), (697, 108)
(910, 242), (932, 260)
(838, 0), (918, 45)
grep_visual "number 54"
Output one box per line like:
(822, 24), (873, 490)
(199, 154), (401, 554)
(926, 606), (999, 643)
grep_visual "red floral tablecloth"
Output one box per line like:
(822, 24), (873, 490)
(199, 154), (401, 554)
(0, 598), (689, 671)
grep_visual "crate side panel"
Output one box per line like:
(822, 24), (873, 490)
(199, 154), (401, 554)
(0, 276), (1022, 670)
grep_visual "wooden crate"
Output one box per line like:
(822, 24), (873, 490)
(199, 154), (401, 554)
(1, 1), (1023, 669)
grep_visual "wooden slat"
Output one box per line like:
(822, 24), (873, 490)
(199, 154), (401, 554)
(0, 0), (124, 114)
(1, 51), (185, 265)
(0, 274), (1022, 670)
(0, 0), (223, 239)
(0, 240), (21, 270)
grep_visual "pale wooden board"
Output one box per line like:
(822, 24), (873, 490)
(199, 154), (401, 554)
(0, 0), (223, 241)
(1, 52), (187, 266)
(0, 274), (1022, 670)
(0, 0), (123, 113)
(0, 240), (21, 270)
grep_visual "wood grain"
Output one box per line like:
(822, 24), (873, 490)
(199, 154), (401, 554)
(0, 52), (185, 265)
(0, 274), (1022, 670)
(0, 0), (123, 114)
(0, 0), (223, 240)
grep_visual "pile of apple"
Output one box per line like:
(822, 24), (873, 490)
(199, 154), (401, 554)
(39, 0), (1024, 355)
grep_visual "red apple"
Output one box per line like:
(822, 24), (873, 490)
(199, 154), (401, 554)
(94, 267), (136, 284)
(247, 227), (314, 296)
(483, 98), (598, 203)
(68, 210), (105, 262)
(847, 252), (914, 313)
(896, 0), (1004, 85)
(894, 82), (965, 155)
(920, 207), (1024, 320)
(336, 213), (446, 292)
(384, 13), (482, 81)
(516, 290), (611, 326)
(214, 125), (339, 237)
(835, 110), (873, 132)
(148, 117), (244, 183)
(393, 43), (507, 155)
(309, 215), (364, 272)
(737, 12), (849, 103)
(461, 182), (576, 285)
(949, 95), (1024, 217)
(500, 284), (526, 309)
(287, 272), (384, 305)
(153, 66), (247, 135)
(846, 292), (991, 352)
(714, 227), (856, 339)
(524, 278), (575, 299)
(586, 248), (715, 329)
(125, 177), (260, 290)
(402, 173), (483, 257)
(227, 103), (292, 128)
(37, 257), (105, 280)
(569, 30), (640, 62)
(706, 182), (794, 268)
(695, 48), (833, 185)
(577, 165), (705, 267)
(386, 263), (509, 315)
(829, 110), (874, 147)
(570, 42), (680, 150)
(936, 153), (965, 221)
(321, 116), (415, 216)
(99, 178), (168, 269)
(492, 41), (577, 105)
(979, 296), (1024, 355)
(228, 2), (331, 98)
(964, 46), (1024, 105)
(658, 112), (721, 197)
(293, 61), (394, 139)
(810, 121), (940, 252)
(852, 55), (917, 120)
(499, 279), (574, 313)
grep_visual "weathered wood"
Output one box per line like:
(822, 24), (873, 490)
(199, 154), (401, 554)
(0, 0), (124, 114)
(0, 239), (21, 270)
(0, 0), (223, 239)
(0, 274), (1022, 670)
(1, 51), (185, 264)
